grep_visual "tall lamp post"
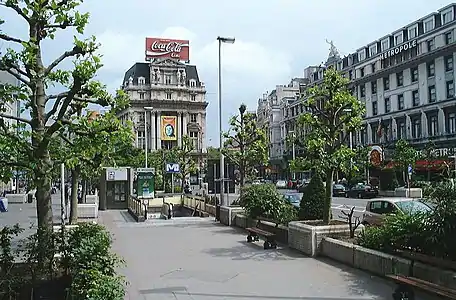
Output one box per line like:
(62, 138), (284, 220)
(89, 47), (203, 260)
(144, 106), (154, 168)
(217, 36), (235, 206)
(343, 109), (354, 170)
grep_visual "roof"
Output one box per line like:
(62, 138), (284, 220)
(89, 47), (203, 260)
(122, 59), (202, 87)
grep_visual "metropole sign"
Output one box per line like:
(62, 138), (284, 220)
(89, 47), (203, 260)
(379, 39), (417, 60)
(145, 37), (190, 61)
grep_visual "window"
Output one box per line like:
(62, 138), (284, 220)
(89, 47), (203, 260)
(360, 67), (365, 77)
(190, 113), (197, 122)
(383, 77), (390, 90)
(394, 33), (403, 45)
(137, 131), (145, 150)
(384, 97), (391, 113)
(138, 112), (145, 124)
(191, 95), (196, 101)
(411, 67), (419, 82)
(372, 101), (378, 116)
(428, 85), (436, 103)
(381, 39), (389, 51)
(427, 61), (435, 77)
(358, 50), (366, 61)
(371, 81), (377, 94)
(447, 80), (455, 98)
(445, 31), (454, 44)
(427, 39), (435, 51)
(408, 26), (417, 39)
(360, 85), (366, 97)
(369, 201), (383, 214)
(165, 75), (172, 84)
(442, 9), (453, 25)
(371, 63), (376, 73)
(189, 131), (199, 150)
(398, 121), (406, 139)
(166, 92), (172, 100)
(424, 18), (434, 33)
(412, 118), (421, 138)
(445, 55), (454, 72)
(348, 70), (353, 80)
(429, 115), (438, 136)
(412, 90), (420, 106)
(398, 94), (405, 110)
(396, 71), (403, 86)
(448, 112), (456, 134)
(139, 92), (145, 100)
(138, 77), (145, 85)
(369, 45), (377, 56)
(190, 80), (196, 87)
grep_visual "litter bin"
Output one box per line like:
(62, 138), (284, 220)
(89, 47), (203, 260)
(27, 193), (33, 203)
(0, 197), (8, 212)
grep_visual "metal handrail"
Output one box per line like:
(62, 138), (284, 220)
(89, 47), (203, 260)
(129, 195), (148, 220)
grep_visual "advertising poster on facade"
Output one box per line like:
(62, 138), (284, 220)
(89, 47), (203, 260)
(161, 116), (177, 141)
(137, 170), (155, 198)
(145, 38), (190, 62)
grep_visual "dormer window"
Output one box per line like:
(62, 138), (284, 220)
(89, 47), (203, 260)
(138, 77), (145, 85)
(394, 32), (403, 45)
(408, 25), (418, 39)
(442, 8), (454, 25)
(369, 45), (377, 57)
(190, 80), (196, 87)
(358, 50), (366, 61)
(424, 17), (434, 33)
(381, 38), (389, 51)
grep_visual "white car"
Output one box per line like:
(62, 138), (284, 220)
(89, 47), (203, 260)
(276, 180), (287, 189)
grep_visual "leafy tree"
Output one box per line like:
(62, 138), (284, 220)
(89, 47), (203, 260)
(422, 141), (436, 181)
(206, 146), (220, 160)
(53, 111), (134, 223)
(294, 68), (365, 224)
(174, 135), (197, 191)
(299, 172), (324, 220)
(223, 104), (267, 187)
(0, 0), (128, 230)
(393, 139), (419, 185)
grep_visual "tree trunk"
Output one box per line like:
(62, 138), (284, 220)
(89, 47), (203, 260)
(323, 169), (334, 224)
(69, 168), (79, 224)
(82, 180), (87, 203)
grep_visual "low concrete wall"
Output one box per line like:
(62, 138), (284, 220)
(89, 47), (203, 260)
(85, 195), (98, 204)
(395, 187), (422, 198)
(220, 206), (244, 226)
(233, 214), (288, 244)
(288, 221), (352, 257)
(77, 203), (98, 219)
(412, 261), (456, 289)
(6, 194), (27, 203)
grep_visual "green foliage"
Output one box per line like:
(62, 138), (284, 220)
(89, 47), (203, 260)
(223, 104), (268, 187)
(207, 147), (221, 160)
(358, 182), (456, 260)
(174, 135), (197, 189)
(393, 139), (419, 176)
(294, 68), (365, 223)
(299, 173), (324, 220)
(0, 225), (25, 299)
(240, 184), (297, 225)
(379, 169), (399, 190)
(0, 0), (130, 229)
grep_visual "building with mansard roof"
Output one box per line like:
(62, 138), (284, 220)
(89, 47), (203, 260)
(116, 58), (208, 170)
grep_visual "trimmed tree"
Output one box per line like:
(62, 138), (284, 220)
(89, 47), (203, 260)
(0, 0), (128, 231)
(294, 68), (365, 224)
(393, 139), (419, 186)
(299, 172), (324, 220)
(223, 104), (268, 187)
(175, 135), (197, 191)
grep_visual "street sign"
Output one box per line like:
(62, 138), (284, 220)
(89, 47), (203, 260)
(108, 171), (115, 181)
(166, 163), (180, 173)
(137, 168), (155, 173)
(408, 164), (413, 174)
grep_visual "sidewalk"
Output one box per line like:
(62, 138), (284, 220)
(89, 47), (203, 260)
(99, 210), (426, 300)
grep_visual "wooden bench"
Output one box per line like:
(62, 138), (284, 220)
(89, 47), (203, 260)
(245, 227), (277, 250)
(387, 274), (456, 300)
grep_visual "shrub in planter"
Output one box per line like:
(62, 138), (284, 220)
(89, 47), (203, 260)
(299, 173), (324, 220)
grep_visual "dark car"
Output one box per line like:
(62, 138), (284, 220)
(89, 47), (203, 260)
(283, 193), (301, 208)
(297, 182), (308, 193)
(332, 184), (347, 197)
(346, 183), (378, 199)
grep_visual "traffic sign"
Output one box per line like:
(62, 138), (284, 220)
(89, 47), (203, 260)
(166, 163), (180, 173)
(408, 164), (413, 174)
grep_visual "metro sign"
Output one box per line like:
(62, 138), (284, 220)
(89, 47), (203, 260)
(166, 163), (180, 173)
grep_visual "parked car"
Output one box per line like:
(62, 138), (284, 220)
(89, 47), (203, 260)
(276, 180), (287, 189)
(283, 193), (301, 208)
(332, 184), (347, 197)
(345, 183), (378, 199)
(252, 180), (261, 185)
(296, 180), (309, 193)
(362, 198), (432, 226)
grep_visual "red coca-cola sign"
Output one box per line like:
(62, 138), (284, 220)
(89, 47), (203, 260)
(145, 38), (190, 61)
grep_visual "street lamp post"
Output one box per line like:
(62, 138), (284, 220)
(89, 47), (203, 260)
(289, 131), (296, 180)
(217, 36), (235, 207)
(144, 106), (154, 168)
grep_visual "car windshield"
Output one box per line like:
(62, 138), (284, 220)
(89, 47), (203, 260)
(333, 184), (345, 189)
(284, 194), (300, 203)
(395, 200), (432, 214)
(277, 180), (286, 184)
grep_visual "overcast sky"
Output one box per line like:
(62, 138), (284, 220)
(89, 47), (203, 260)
(0, 0), (452, 146)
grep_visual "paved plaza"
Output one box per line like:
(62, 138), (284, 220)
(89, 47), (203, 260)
(99, 211), (421, 300)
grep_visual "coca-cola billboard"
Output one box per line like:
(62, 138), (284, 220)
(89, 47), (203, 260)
(145, 38), (190, 61)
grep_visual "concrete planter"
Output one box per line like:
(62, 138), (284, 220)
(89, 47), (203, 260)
(378, 190), (396, 197)
(412, 261), (456, 289)
(220, 206), (244, 226)
(6, 194), (27, 203)
(85, 195), (98, 204)
(288, 221), (351, 257)
(395, 187), (422, 198)
(77, 203), (98, 219)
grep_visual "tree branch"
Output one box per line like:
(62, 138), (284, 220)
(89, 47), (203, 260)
(0, 159), (30, 169)
(44, 46), (85, 76)
(0, 33), (25, 44)
(0, 113), (31, 125)
(0, 3), (30, 22)
(0, 66), (30, 86)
